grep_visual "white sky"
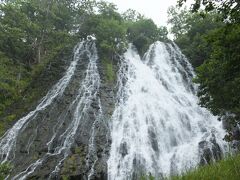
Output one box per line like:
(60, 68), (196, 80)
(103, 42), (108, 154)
(105, 0), (179, 27)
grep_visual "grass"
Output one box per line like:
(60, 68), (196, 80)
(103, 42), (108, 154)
(140, 154), (240, 180)
(171, 153), (240, 180)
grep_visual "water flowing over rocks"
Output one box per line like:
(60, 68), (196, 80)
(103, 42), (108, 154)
(0, 40), (229, 179)
(107, 42), (228, 179)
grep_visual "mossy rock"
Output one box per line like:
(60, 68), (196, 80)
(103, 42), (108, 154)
(61, 175), (69, 180)
(102, 58), (116, 83)
(60, 144), (89, 178)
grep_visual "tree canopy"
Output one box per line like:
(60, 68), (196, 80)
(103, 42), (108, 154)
(178, 0), (240, 23)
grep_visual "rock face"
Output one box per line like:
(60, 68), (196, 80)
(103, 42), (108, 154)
(9, 51), (93, 179)
(198, 134), (222, 165)
(59, 54), (119, 180)
(0, 41), (117, 180)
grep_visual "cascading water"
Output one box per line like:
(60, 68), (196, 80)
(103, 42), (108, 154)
(0, 40), (102, 179)
(108, 42), (228, 179)
(0, 39), (229, 179)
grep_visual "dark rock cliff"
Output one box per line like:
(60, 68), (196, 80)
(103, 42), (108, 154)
(59, 53), (120, 180)
(2, 42), (119, 180)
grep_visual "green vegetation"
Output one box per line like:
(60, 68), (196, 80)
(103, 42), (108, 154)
(0, 162), (12, 180)
(127, 18), (168, 56)
(103, 59), (115, 82)
(172, 154), (240, 180)
(167, 7), (224, 67)
(168, 0), (240, 140)
(178, 0), (240, 23)
(0, 0), (79, 135)
(140, 154), (240, 180)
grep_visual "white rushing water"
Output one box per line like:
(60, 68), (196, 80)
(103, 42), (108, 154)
(0, 40), (102, 179)
(108, 42), (228, 179)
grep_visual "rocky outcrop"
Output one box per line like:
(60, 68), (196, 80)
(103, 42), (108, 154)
(198, 133), (222, 165)
(1, 42), (119, 179)
(59, 55), (120, 180)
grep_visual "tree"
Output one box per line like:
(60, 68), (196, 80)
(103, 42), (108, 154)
(168, 6), (224, 67)
(127, 18), (168, 56)
(178, 0), (240, 23)
(0, 2), (35, 64)
(122, 9), (144, 22)
(167, 6), (191, 39)
(78, 1), (127, 58)
(0, 0), (86, 122)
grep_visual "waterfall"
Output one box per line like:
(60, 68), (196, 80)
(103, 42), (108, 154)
(108, 42), (228, 179)
(0, 40), (102, 179)
(0, 39), (229, 179)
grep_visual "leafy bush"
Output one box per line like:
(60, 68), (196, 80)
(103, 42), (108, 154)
(0, 162), (12, 179)
(127, 18), (168, 56)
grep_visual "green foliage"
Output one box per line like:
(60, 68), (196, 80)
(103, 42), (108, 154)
(178, 0), (240, 23)
(78, 1), (127, 60)
(0, 0), (78, 135)
(127, 18), (168, 56)
(0, 0), (76, 64)
(61, 175), (69, 180)
(0, 162), (12, 179)
(79, 1), (168, 58)
(122, 9), (144, 22)
(94, 15), (127, 56)
(167, 6), (191, 39)
(103, 59), (115, 82)
(195, 24), (240, 125)
(168, 7), (224, 67)
(0, 52), (30, 116)
(171, 154), (240, 180)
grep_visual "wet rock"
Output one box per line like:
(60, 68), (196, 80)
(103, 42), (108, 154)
(148, 128), (159, 152)
(198, 139), (222, 165)
(119, 142), (128, 157)
(91, 101), (100, 109)
(5, 43), (118, 180)
(232, 127), (240, 140)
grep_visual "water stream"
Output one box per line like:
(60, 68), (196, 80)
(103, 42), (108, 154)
(108, 42), (228, 179)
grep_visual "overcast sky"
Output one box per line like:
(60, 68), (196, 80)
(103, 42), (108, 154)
(105, 0), (179, 27)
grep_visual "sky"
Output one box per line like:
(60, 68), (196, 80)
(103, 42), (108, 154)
(105, 0), (179, 27)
